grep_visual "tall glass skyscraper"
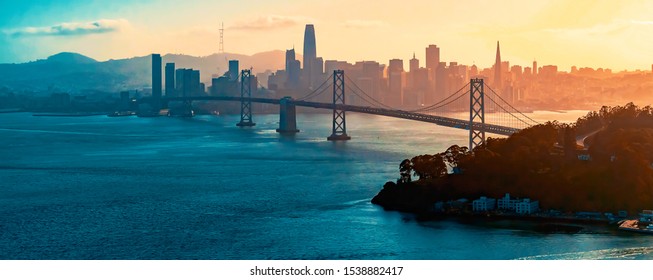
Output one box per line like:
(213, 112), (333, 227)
(303, 24), (317, 87)
(165, 62), (175, 97)
(152, 54), (162, 100)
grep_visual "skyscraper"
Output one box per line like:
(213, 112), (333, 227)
(388, 59), (404, 107)
(494, 41), (502, 89)
(425, 45), (440, 70)
(435, 62), (448, 100)
(229, 60), (239, 81)
(286, 48), (296, 72)
(165, 62), (175, 97)
(425, 45), (440, 103)
(533, 60), (538, 76)
(303, 24), (317, 88)
(409, 53), (419, 72)
(409, 53), (419, 89)
(285, 48), (300, 88)
(152, 54), (162, 101)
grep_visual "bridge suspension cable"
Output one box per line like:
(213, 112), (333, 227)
(345, 84), (393, 109)
(295, 73), (334, 101)
(408, 82), (470, 113)
(410, 87), (470, 113)
(344, 75), (395, 110)
(484, 84), (539, 128)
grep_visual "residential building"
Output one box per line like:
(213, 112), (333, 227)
(472, 196), (496, 212)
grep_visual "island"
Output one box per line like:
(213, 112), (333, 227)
(372, 103), (653, 229)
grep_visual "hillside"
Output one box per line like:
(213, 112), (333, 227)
(0, 51), (289, 94)
(373, 103), (653, 213)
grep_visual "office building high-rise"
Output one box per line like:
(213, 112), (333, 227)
(408, 53), (419, 89)
(175, 68), (201, 97)
(165, 63), (175, 97)
(286, 48), (296, 71)
(435, 62), (448, 100)
(175, 68), (185, 95)
(191, 70), (201, 96)
(182, 69), (192, 97)
(425, 45), (441, 103)
(409, 53), (419, 72)
(303, 24), (317, 71)
(152, 54), (162, 100)
(285, 48), (300, 88)
(303, 24), (317, 88)
(388, 59), (404, 107)
(425, 45), (440, 70)
(533, 60), (538, 76)
(229, 60), (239, 81)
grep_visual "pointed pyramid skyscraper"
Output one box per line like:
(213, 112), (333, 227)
(494, 41), (502, 89)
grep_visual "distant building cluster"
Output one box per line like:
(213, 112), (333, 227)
(472, 193), (539, 214)
(261, 25), (653, 111)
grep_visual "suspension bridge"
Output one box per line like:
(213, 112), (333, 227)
(163, 70), (539, 150)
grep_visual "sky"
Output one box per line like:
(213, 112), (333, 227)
(1, 0), (653, 71)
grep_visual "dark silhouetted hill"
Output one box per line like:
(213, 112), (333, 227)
(0, 51), (289, 94)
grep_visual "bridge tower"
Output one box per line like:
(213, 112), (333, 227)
(469, 78), (485, 150)
(237, 69), (255, 127)
(327, 70), (351, 141)
(276, 97), (299, 134)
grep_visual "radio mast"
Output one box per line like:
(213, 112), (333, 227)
(219, 22), (225, 54)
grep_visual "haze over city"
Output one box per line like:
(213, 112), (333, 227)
(2, 0), (653, 71)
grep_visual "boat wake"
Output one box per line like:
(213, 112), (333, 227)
(518, 247), (653, 260)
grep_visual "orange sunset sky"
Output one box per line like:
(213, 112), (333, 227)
(1, 0), (652, 71)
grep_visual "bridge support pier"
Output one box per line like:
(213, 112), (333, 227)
(327, 70), (351, 141)
(276, 97), (299, 134)
(469, 78), (485, 150)
(237, 69), (256, 127)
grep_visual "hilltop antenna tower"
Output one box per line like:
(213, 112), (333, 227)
(219, 22), (225, 54)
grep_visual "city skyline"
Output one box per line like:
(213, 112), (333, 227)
(1, 0), (653, 71)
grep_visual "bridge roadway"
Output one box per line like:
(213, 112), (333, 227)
(164, 96), (520, 136)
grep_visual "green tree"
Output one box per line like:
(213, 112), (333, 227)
(398, 159), (413, 184)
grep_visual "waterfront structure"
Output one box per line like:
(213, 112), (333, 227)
(497, 193), (518, 210)
(515, 199), (539, 214)
(165, 63), (175, 97)
(497, 193), (539, 214)
(472, 196), (496, 212)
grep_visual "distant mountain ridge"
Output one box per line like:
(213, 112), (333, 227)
(0, 51), (290, 94)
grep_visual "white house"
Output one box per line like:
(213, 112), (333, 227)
(515, 198), (539, 214)
(472, 196), (496, 212)
(497, 193), (519, 210)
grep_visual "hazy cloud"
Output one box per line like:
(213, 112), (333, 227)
(543, 19), (653, 37)
(7, 19), (129, 37)
(230, 15), (312, 30)
(631, 20), (653, 26)
(343, 20), (386, 28)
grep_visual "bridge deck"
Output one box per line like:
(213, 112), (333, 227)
(164, 96), (520, 136)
